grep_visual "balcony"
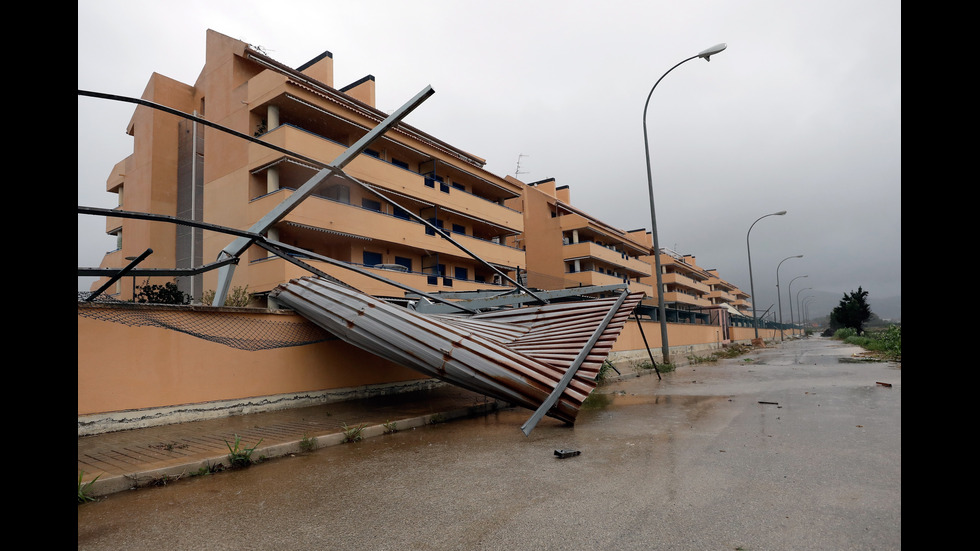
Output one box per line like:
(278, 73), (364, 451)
(662, 272), (710, 294)
(564, 269), (653, 296)
(707, 289), (736, 303)
(250, 125), (523, 232)
(249, 189), (525, 270)
(663, 290), (711, 308)
(562, 241), (652, 277)
(249, 254), (517, 298)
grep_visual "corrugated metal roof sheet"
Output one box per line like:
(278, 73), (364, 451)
(271, 277), (644, 430)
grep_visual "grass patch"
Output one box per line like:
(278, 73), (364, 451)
(299, 433), (318, 452)
(193, 461), (225, 476)
(687, 353), (718, 365)
(712, 344), (753, 359)
(383, 420), (399, 434)
(78, 471), (100, 504)
(837, 325), (901, 361)
(341, 423), (366, 443)
(225, 434), (263, 467)
(595, 360), (617, 384)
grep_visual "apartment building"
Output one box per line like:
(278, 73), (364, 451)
(505, 178), (653, 296)
(640, 248), (713, 316)
(706, 268), (752, 315)
(92, 30), (526, 305)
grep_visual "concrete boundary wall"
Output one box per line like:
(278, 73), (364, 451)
(78, 304), (781, 435)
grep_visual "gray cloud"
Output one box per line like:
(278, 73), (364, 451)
(78, 0), (901, 319)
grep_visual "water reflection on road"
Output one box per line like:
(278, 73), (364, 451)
(78, 337), (900, 551)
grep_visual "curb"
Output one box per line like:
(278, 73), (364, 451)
(86, 399), (507, 498)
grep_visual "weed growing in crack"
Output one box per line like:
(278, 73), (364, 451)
(341, 423), (366, 443)
(78, 471), (100, 504)
(299, 433), (318, 452)
(225, 434), (263, 467)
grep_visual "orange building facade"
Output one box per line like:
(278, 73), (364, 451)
(80, 29), (781, 433)
(93, 30), (526, 305)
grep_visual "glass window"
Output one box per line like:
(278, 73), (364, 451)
(362, 251), (382, 266)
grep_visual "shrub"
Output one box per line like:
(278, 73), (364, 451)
(134, 280), (189, 305)
(861, 325), (901, 360)
(201, 285), (252, 307)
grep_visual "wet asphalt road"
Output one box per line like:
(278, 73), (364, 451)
(77, 336), (900, 550)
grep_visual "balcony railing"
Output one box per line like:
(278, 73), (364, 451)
(562, 241), (652, 277)
(250, 124), (523, 231)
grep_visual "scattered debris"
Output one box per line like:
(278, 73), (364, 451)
(876, 381), (892, 388)
(554, 449), (581, 459)
(758, 401), (779, 405)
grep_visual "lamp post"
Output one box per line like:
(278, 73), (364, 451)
(642, 42), (726, 364)
(795, 286), (812, 336)
(787, 275), (807, 336)
(776, 254), (803, 341)
(802, 297), (816, 329)
(746, 210), (787, 339)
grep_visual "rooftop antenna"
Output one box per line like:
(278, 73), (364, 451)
(515, 153), (530, 176)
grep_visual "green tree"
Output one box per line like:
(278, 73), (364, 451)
(829, 286), (872, 335)
(134, 279), (190, 305)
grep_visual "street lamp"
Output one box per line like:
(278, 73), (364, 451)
(776, 254), (803, 341)
(802, 297), (816, 328)
(746, 210), (787, 339)
(795, 286), (812, 336)
(787, 275), (807, 336)
(642, 42), (727, 365)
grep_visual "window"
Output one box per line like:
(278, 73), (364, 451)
(451, 182), (465, 191)
(362, 198), (381, 212)
(394, 256), (413, 271)
(324, 184), (350, 204)
(425, 174), (443, 189)
(364, 148), (380, 158)
(393, 204), (411, 220)
(454, 267), (468, 281)
(425, 218), (444, 236)
(439, 182), (450, 193)
(452, 223), (466, 235)
(362, 251), (382, 266)
(392, 158), (408, 169)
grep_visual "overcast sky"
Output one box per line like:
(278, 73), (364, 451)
(78, 0), (901, 319)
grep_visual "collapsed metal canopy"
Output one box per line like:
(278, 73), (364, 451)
(271, 277), (644, 435)
(79, 86), (646, 435)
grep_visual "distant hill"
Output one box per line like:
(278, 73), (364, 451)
(869, 294), (901, 322)
(787, 291), (900, 325)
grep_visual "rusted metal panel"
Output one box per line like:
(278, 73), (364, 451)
(271, 277), (644, 430)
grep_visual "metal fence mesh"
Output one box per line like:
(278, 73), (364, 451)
(78, 293), (333, 351)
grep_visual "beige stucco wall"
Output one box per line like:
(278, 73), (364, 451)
(77, 304), (430, 434)
(78, 302), (782, 435)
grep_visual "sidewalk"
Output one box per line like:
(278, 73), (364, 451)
(78, 384), (507, 498)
